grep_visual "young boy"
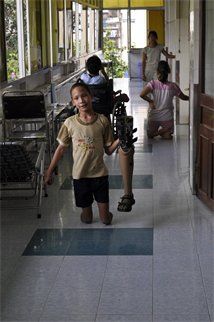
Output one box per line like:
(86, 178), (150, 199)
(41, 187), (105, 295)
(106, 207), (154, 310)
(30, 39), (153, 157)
(80, 55), (109, 85)
(45, 82), (119, 225)
(80, 55), (129, 103)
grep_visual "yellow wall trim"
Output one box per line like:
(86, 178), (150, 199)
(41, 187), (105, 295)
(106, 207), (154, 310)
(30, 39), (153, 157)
(103, 0), (164, 9)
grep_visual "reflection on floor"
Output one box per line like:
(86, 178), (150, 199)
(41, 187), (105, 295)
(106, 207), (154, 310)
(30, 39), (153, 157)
(1, 79), (213, 322)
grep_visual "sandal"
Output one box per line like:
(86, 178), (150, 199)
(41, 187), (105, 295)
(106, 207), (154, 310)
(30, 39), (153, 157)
(117, 194), (135, 212)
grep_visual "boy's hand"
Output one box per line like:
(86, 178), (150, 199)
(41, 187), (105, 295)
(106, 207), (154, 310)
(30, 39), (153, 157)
(149, 101), (155, 109)
(44, 170), (54, 185)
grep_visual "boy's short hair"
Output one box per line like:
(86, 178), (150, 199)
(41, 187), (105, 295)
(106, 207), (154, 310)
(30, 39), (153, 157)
(70, 80), (92, 97)
(86, 55), (102, 75)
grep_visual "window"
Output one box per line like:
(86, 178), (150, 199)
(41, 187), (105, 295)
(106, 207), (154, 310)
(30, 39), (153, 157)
(57, 0), (65, 62)
(131, 10), (147, 48)
(23, 0), (30, 75)
(4, 0), (19, 80)
(66, 0), (73, 60)
(28, 0), (43, 72)
(87, 8), (95, 53)
(74, 2), (81, 57)
(2, 0), (102, 81)
(94, 9), (99, 50)
(80, 6), (87, 55)
(0, 0), (7, 82)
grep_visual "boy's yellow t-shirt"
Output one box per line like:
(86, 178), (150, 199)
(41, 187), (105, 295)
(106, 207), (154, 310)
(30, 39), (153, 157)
(57, 113), (113, 179)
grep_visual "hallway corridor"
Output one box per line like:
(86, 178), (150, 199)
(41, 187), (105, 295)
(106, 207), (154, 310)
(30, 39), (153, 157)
(1, 80), (213, 322)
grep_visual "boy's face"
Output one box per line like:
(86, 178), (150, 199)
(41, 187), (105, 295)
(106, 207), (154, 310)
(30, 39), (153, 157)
(71, 86), (93, 113)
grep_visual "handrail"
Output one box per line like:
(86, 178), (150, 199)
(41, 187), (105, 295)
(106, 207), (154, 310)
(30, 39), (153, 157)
(54, 68), (85, 90)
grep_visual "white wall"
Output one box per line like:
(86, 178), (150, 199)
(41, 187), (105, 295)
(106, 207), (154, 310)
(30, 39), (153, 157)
(165, 0), (190, 124)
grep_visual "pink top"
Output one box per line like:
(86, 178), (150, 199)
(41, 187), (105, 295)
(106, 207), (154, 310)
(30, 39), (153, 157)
(146, 79), (181, 121)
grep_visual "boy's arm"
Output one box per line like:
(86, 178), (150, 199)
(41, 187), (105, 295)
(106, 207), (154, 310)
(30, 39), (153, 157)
(178, 91), (189, 101)
(162, 48), (176, 59)
(105, 138), (120, 155)
(45, 144), (67, 184)
(100, 65), (109, 81)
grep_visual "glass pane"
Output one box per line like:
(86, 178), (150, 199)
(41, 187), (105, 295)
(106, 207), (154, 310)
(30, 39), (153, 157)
(87, 8), (95, 53)
(0, 0), (7, 82)
(80, 6), (87, 55)
(57, 0), (65, 62)
(23, 0), (30, 75)
(76, 4), (82, 57)
(103, 10), (121, 47)
(121, 10), (128, 64)
(4, 0), (19, 80)
(66, 1), (73, 59)
(73, 3), (81, 57)
(28, 0), (43, 72)
(72, 2), (76, 56)
(94, 9), (99, 50)
(204, 0), (214, 95)
(131, 10), (147, 48)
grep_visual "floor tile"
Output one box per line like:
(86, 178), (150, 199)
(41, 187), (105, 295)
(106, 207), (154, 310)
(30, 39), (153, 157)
(22, 228), (153, 256)
(153, 313), (211, 322)
(40, 313), (96, 322)
(96, 314), (152, 321)
(103, 257), (152, 291)
(41, 287), (100, 317)
(153, 270), (209, 317)
(98, 288), (152, 315)
(53, 256), (107, 291)
(1, 275), (54, 321)
(66, 228), (153, 256)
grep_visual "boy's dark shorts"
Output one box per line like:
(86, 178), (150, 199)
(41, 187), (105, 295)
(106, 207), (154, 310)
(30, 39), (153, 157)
(73, 176), (109, 208)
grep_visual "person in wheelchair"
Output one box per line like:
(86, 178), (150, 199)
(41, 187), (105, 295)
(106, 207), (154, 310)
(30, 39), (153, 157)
(80, 55), (129, 104)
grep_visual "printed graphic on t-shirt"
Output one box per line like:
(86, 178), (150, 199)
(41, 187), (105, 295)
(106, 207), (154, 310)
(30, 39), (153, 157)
(77, 136), (95, 151)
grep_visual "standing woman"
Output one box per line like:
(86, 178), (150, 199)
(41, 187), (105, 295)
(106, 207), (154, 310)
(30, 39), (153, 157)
(142, 31), (175, 83)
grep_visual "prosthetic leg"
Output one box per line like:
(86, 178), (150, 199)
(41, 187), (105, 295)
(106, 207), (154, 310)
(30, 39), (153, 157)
(112, 102), (137, 212)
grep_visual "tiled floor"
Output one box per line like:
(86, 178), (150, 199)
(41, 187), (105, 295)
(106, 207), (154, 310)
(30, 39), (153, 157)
(1, 79), (213, 322)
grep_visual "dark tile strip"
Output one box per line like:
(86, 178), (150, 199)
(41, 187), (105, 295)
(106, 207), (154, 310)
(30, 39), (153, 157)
(22, 228), (153, 256)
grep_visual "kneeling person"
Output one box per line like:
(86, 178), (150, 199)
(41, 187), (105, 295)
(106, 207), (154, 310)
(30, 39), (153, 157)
(140, 61), (189, 139)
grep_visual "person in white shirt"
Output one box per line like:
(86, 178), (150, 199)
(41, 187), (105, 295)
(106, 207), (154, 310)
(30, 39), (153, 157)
(80, 55), (108, 85)
(142, 31), (175, 83)
(81, 55), (129, 104)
